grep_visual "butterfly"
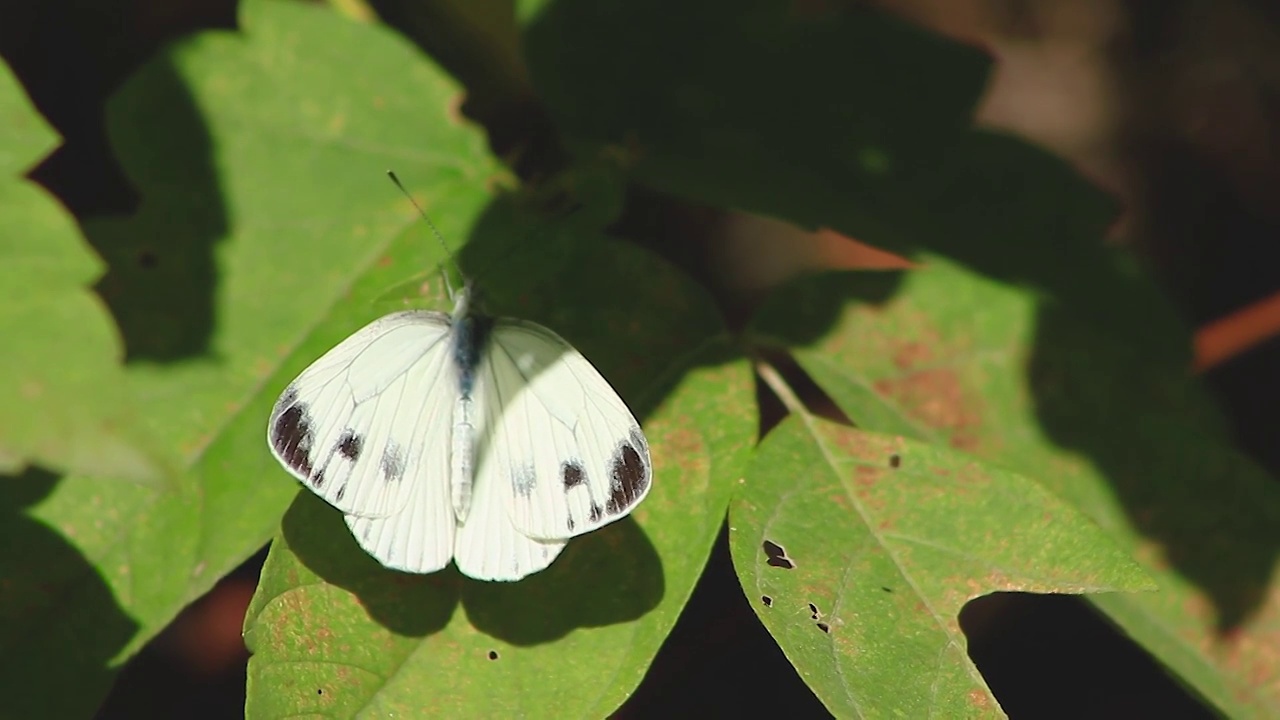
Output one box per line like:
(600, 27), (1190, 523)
(266, 192), (651, 581)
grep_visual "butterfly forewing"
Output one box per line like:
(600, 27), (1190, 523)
(268, 311), (453, 521)
(482, 320), (653, 541)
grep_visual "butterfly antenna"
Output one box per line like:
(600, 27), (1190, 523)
(387, 170), (458, 301)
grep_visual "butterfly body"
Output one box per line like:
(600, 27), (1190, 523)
(448, 289), (490, 522)
(267, 284), (652, 581)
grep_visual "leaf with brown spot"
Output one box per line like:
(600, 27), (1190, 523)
(752, 258), (1280, 717)
(730, 417), (1152, 717)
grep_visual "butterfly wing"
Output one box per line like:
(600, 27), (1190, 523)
(268, 310), (458, 572)
(267, 308), (649, 580)
(451, 453), (566, 580)
(479, 319), (652, 542)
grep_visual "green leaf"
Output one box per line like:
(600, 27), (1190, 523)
(752, 261), (1280, 718)
(0, 60), (159, 481)
(1, 1), (509, 715)
(731, 417), (1152, 718)
(244, 206), (755, 716)
(524, 0), (991, 251)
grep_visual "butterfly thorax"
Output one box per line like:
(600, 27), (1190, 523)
(449, 285), (494, 399)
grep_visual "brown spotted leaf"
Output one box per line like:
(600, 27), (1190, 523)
(730, 416), (1152, 718)
(751, 259), (1280, 717)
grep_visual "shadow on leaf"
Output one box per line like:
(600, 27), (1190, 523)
(1028, 309), (1280, 631)
(281, 493), (458, 638)
(83, 54), (224, 363)
(0, 467), (139, 718)
(463, 516), (664, 645)
(282, 491), (663, 643)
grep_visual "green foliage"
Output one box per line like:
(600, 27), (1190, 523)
(0, 62), (159, 482)
(3, 0), (1279, 717)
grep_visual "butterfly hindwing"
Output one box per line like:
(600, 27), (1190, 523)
(344, 402), (457, 573)
(481, 320), (653, 542)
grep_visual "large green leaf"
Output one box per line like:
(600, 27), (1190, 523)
(751, 261), (1280, 717)
(2, 1), (503, 715)
(0, 60), (158, 480)
(731, 417), (1152, 717)
(243, 204), (754, 716)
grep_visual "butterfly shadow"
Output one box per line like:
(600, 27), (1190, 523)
(461, 516), (664, 646)
(282, 494), (663, 644)
(281, 494), (458, 638)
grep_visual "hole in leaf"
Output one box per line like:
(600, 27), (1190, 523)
(808, 602), (819, 619)
(816, 622), (830, 634)
(487, 650), (499, 660)
(761, 595), (773, 607)
(888, 453), (901, 468)
(762, 539), (795, 569)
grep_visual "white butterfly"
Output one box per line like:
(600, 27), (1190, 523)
(266, 275), (652, 581)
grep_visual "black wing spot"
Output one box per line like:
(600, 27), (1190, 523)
(888, 453), (902, 469)
(762, 595), (773, 607)
(310, 469), (326, 489)
(604, 442), (649, 515)
(337, 430), (363, 461)
(487, 650), (499, 660)
(566, 516), (576, 532)
(562, 461), (586, 490)
(381, 443), (405, 483)
(588, 503), (603, 523)
(271, 396), (316, 479)
(335, 484), (347, 503)
(762, 539), (795, 570)
(817, 622), (830, 634)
